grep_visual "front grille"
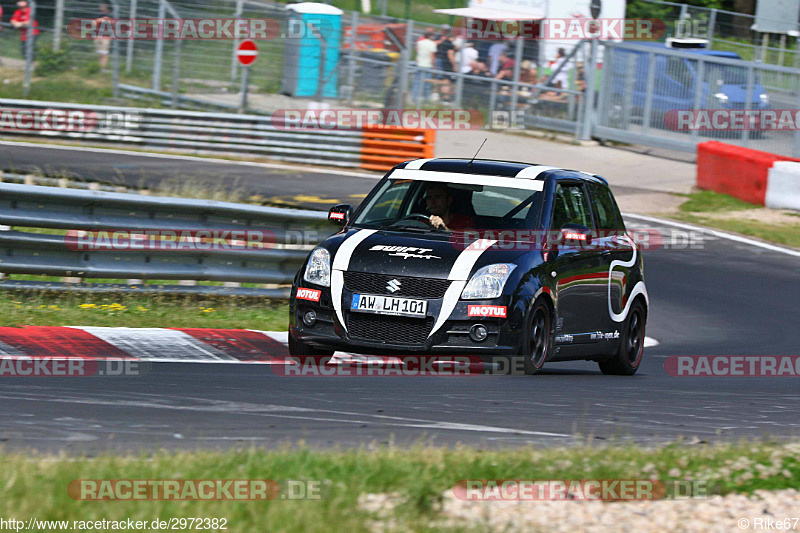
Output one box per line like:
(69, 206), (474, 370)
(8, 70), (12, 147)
(347, 313), (434, 345)
(343, 271), (450, 299)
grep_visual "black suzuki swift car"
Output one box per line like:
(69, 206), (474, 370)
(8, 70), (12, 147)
(289, 158), (648, 375)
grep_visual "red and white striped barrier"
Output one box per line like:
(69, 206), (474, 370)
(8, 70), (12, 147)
(766, 161), (800, 211)
(697, 141), (800, 210)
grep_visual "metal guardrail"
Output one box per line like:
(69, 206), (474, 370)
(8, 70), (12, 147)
(0, 182), (332, 297)
(0, 99), (365, 168)
(0, 99), (434, 169)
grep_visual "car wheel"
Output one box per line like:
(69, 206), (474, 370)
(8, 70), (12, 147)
(288, 334), (334, 356)
(522, 301), (552, 375)
(598, 300), (645, 376)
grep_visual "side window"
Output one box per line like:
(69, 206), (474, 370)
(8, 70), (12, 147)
(551, 183), (594, 230)
(588, 183), (618, 234)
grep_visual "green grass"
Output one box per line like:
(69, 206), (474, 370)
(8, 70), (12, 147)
(0, 441), (798, 532)
(0, 292), (289, 330)
(669, 190), (800, 249)
(670, 212), (800, 248)
(677, 190), (761, 213)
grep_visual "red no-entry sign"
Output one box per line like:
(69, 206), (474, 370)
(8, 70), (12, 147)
(236, 40), (258, 66)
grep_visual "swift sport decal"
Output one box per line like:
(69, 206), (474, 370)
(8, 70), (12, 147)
(429, 238), (498, 338)
(369, 245), (441, 260)
(331, 230), (378, 333)
(608, 236), (649, 323)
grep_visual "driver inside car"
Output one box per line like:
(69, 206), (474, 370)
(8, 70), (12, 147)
(423, 182), (476, 232)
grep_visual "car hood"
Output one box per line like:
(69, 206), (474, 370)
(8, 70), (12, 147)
(326, 228), (530, 280)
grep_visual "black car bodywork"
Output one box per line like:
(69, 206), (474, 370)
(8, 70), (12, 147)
(289, 159), (649, 375)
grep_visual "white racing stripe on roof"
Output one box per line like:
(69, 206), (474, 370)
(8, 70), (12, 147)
(390, 169), (545, 191)
(404, 158), (435, 170)
(515, 165), (561, 178)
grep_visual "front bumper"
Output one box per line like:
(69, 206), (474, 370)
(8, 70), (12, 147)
(290, 285), (526, 356)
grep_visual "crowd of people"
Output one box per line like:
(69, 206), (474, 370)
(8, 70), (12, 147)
(412, 26), (586, 112)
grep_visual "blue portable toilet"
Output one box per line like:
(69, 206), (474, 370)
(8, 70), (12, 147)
(281, 3), (343, 99)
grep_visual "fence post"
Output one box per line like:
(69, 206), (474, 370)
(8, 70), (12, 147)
(707, 8), (716, 48)
(509, 37), (524, 118)
(53, 0), (64, 51)
(397, 19), (413, 108)
(152, 0), (166, 91)
(741, 63), (754, 148)
(126, 0), (137, 72)
(171, 39), (181, 108)
(110, 0), (120, 98)
(580, 39), (598, 141)
(690, 58), (704, 147)
(346, 11), (358, 104)
(641, 51), (656, 135)
(793, 74), (800, 157)
(22, 0), (36, 98)
(230, 0), (244, 85)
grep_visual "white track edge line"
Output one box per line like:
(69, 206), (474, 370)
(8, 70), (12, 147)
(622, 212), (800, 258)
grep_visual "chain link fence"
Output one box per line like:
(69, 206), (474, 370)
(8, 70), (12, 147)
(5, 0), (800, 158)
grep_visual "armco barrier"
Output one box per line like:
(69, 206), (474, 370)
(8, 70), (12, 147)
(0, 182), (332, 297)
(697, 141), (800, 205)
(0, 99), (434, 172)
(766, 162), (800, 211)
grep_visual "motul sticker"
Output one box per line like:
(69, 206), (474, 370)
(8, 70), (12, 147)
(329, 212), (345, 221)
(296, 288), (321, 302)
(468, 305), (507, 318)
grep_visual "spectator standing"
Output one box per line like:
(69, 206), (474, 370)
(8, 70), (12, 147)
(93, 3), (113, 70)
(435, 30), (456, 103)
(487, 41), (507, 76)
(456, 41), (478, 74)
(11, 0), (39, 60)
(551, 47), (570, 89)
(494, 51), (515, 80)
(412, 30), (437, 103)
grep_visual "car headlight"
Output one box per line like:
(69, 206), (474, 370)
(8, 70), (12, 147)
(760, 93), (770, 105)
(461, 264), (517, 300)
(303, 248), (331, 287)
(713, 92), (729, 103)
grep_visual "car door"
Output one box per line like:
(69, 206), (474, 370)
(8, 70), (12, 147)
(549, 182), (607, 341)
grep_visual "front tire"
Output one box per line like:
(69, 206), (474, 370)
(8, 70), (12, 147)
(598, 300), (645, 376)
(522, 301), (552, 375)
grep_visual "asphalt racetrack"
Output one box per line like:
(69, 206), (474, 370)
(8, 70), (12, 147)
(1, 143), (799, 452)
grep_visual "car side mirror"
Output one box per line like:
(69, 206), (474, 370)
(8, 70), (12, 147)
(328, 204), (353, 226)
(560, 223), (593, 245)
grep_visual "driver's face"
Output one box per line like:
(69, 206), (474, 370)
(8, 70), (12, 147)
(425, 186), (452, 216)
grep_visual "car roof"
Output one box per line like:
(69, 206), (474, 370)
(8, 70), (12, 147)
(626, 41), (741, 58)
(394, 158), (609, 186)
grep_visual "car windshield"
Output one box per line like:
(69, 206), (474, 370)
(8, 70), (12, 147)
(352, 177), (544, 233)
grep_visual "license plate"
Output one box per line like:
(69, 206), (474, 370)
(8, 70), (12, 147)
(350, 294), (427, 318)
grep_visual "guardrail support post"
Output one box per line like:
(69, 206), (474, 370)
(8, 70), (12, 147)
(346, 11), (358, 104)
(110, 0), (121, 98)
